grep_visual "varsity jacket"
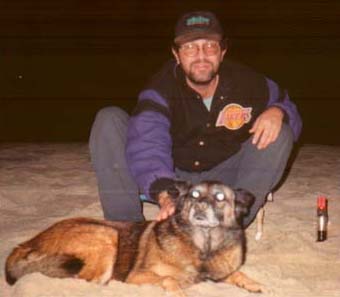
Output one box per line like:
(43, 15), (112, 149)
(126, 59), (302, 201)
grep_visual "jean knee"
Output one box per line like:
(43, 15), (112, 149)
(89, 106), (128, 153)
(91, 107), (129, 136)
(273, 123), (294, 150)
(94, 106), (128, 126)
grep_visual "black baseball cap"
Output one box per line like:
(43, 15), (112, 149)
(174, 11), (224, 45)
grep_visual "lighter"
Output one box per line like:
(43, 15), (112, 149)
(316, 196), (328, 242)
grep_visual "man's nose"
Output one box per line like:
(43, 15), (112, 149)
(197, 46), (207, 59)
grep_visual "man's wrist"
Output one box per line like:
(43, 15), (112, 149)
(267, 105), (286, 121)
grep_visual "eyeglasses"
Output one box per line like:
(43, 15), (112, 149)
(179, 41), (220, 57)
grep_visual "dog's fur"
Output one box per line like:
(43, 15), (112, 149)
(5, 181), (264, 295)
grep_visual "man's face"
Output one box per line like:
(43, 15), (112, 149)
(172, 39), (227, 85)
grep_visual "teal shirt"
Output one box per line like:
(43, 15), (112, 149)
(203, 96), (213, 111)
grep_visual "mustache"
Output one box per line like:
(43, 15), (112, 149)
(191, 59), (213, 66)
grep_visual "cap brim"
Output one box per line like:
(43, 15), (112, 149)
(174, 32), (222, 45)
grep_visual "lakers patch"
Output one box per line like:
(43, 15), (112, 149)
(216, 103), (252, 130)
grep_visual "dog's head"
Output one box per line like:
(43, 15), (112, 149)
(174, 180), (255, 228)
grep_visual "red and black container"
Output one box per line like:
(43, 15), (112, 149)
(316, 196), (328, 242)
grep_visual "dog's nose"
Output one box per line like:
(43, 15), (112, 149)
(193, 204), (208, 221)
(194, 212), (207, 221)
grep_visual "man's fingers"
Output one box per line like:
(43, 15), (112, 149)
(250, 106), (284, 149)
(156, 208), (174, 221)
(257, 134), (270, 149)
(257, 127), (272, 148)
(251, 125), (264, 146)
(249, 118), (259, 134)
(156, 200), (175, 221)
(251, 118), (281, 149)
(257, 126), (280, 149)
(156, 210), (165, 221)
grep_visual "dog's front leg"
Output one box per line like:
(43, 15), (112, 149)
(224, 271), (266, 293)
(126, 271), (187, 297)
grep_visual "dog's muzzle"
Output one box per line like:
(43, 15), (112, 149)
(189, 202), (220, 228)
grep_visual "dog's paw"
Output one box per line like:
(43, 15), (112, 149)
(244, 280), (266, 293)
(161, 277), (187, 297)
(225, 271), (266, 293)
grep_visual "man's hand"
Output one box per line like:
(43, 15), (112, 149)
(156, 191), (175, 221)
(249, 106), (284, 150)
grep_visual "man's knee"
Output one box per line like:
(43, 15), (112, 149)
(274, 123), (294, 149)
(261, 123), (294, 164)
(90, 107), (128, 140)
(93, 106), (128, 128)
(89, 106), (129, 157)
(243, 123), (294, 158)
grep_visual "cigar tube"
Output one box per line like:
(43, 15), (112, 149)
(317, 196), (328, 242)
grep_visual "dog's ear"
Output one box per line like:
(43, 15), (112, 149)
(175, 180), (191, 197)
(234, 189), (255, 219)
(166, 180), (191, 200)
(171, 181), (192, 218)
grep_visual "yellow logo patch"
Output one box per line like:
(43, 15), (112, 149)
(216, 103), (252, 130)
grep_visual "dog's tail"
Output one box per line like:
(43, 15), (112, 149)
(5, 246), (84, 285)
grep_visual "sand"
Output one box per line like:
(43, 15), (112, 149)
(0, 143), (339, 297)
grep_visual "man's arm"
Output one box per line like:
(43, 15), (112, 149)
(249, 78), (302, 149)
(126, 89), (176, 203)
(265, 77), (302, 140)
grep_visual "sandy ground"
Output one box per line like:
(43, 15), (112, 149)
(0, 143), (339, 297)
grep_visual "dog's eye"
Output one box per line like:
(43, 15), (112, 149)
(215, 192), (225, 201)
(190, 190), (201, 199)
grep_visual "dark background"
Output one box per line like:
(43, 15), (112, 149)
(1, 0), (340, 144)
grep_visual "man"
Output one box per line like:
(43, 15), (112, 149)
(89, 11), (302, 227)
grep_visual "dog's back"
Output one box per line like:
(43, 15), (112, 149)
(5, 217), (150, 285)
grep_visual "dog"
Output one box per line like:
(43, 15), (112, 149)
(5, 181), (265, 295)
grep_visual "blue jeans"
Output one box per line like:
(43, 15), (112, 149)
(89, 107), (293, 227)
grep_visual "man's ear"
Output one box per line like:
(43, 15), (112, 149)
(220, 48), (227, 62)
(234, 189), (255, 219)
(172, 47), (180, 64)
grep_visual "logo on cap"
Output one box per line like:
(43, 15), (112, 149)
(186, 16), (210, 27)
(216, 103), (252, 130)
(174, 11), (223, 45)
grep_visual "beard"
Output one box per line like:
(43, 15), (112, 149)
(186, 60), (219, 85)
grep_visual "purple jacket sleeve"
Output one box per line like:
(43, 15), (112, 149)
(265, 78), (302, 141)
(126, 90), (176, 201)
